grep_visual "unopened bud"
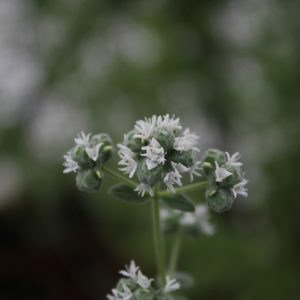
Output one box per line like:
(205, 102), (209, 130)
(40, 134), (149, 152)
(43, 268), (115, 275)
(206, 188), (234, 213)
(154, 128), (175, 151)
(76, 169), (102, 192)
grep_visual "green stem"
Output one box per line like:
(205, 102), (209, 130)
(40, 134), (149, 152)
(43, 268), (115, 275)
(102, 166), (137, 187)
(152, 188), (166, 286)
(168, 233), (182, 278)
(159, 181), (208, 197)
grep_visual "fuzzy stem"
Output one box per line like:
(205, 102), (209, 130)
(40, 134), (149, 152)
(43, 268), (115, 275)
(159, 181), (208, 197)
(102, 166), (137, 187)
(152, 187), (166, 286)
(168, 233), (182, 278)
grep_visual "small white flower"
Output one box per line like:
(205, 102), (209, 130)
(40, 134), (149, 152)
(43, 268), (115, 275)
(163, 276), (181, 293)
(74, 131), (91, 146)
(164, 167), (182, 193)
(173, 128), (200, 152)
(135, 183), (154, 197)
(157, 114), (182, 131)
(85, 143), (103, 161)
(141, 138), (165, 170)
(119, 260), (139, 281)
(231, 179), (248, 198)
(215, 161), (232, 182)
(189, 160), (202, 182)
(225, 152), (243, 168)
(134, 115), (157, 140)
(136, 270), (153, 289)
(63, 153), (79, 173)
(118, 144), (138, 178)
(107, 284), (132, 300)
(171, 161), (190, 174)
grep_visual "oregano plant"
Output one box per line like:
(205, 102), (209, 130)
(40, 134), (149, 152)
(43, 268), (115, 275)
(63, 114), (248, 300)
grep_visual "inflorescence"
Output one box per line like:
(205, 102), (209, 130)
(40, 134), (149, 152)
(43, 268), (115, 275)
(118, 115), (202, 197)
(107, 261), (180, 300)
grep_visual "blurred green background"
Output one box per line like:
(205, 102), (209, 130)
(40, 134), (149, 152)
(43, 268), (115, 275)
(0, 0), (300, 299)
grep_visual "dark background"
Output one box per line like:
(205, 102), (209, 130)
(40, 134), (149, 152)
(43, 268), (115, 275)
(0, 0), (300, 299)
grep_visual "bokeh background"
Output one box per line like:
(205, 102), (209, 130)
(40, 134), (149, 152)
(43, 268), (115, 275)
(0, 0), (300, 299)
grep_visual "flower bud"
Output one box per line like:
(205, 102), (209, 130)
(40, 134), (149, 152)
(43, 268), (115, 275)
(76, 169), (102, 192)
(137, 159), (164, 186)
(71, 145), (94, 168)
(153, 128), (175, 151)
(91, 133), (114, 164)
(206, 188), (234, 213)
(168, 150), (194, 168)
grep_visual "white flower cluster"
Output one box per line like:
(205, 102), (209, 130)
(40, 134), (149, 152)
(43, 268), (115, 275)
(161, 204), (215, 236)
(106, 261), (180, 300)
(63, 132), (103, 174)
(118, 115), (201, 197)
(214, 152), (248, 198)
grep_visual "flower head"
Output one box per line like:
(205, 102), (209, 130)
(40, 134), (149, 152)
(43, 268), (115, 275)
(118, 115), (201, 196)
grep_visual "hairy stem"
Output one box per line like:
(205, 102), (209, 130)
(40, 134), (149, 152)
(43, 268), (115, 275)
(152, 188), (166, 286)
(102, 166), (137, 187)
(168, 233), (182, 278)
(159, 181), (208, 197)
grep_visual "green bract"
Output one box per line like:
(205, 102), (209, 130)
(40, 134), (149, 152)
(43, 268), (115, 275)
(76, 169), (102, 192)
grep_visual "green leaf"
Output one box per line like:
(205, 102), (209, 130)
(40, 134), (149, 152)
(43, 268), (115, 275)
(109, 184), (148, 204)
(161, 193), (195, 212)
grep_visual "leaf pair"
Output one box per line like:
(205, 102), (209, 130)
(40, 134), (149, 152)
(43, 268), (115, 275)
(109, 184), (195, 212)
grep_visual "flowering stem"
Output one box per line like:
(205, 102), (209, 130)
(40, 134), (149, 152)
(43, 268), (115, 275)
(152, 187), (166, 286)
(168, 233), (182, 278)
(159, 180), (208, 197)
(102, 166), (138, 187)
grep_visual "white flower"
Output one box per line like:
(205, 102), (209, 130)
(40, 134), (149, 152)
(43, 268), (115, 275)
(188, 160), (202, 181)
(141, 138), (165, 170)
(119, 261), (153, 290)
(118, 144), (138, 178)
(85, 143), (103, 161)
(107, 284), (132, 300)
(63, 153), (79, 173)
(173, 129), (200, 152)
(157, 114), (182, 131)
(225, 152), (243, 168)
(136, 270), (153, 289)
(74, 131), (91, 146)
(231, 179), (248, 198)
(134, 115), (157, 140)
(215, 161), (232, 182)
(119, 260), (139, 281)
(171, 161), (190, 174)
(164, 166), (182, 193)
(135, 183), (154, 197)
(163, 276), (181, 293)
